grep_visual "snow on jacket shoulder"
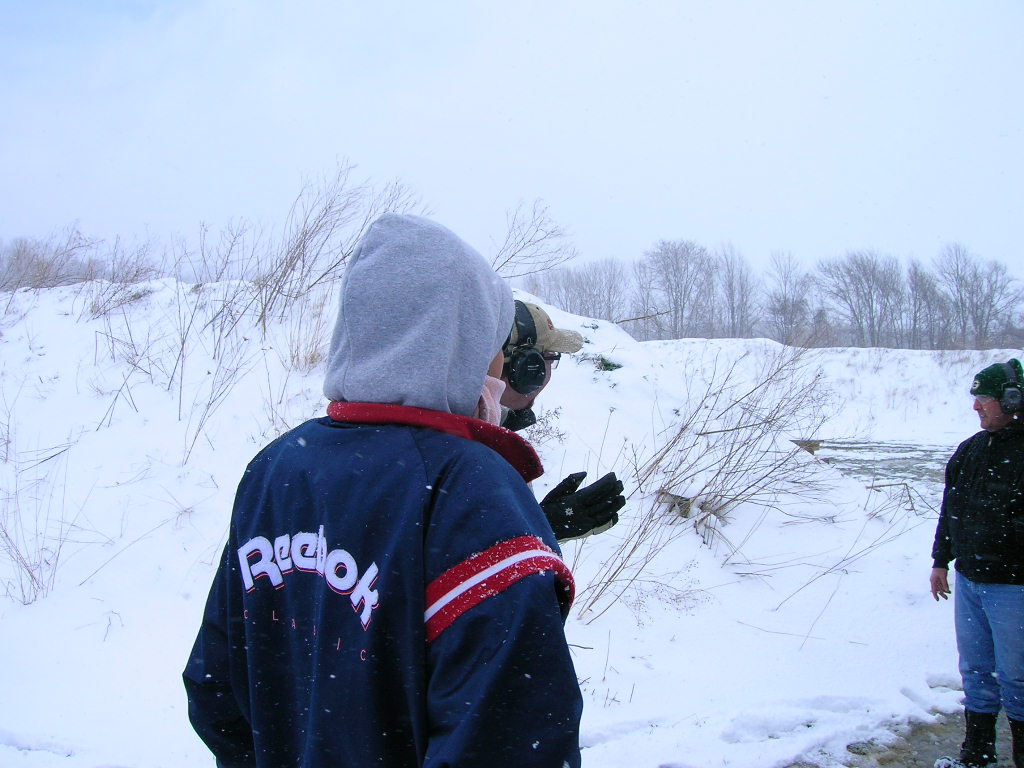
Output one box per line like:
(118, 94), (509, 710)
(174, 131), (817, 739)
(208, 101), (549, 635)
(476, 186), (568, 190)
(183, 407), (582, 768)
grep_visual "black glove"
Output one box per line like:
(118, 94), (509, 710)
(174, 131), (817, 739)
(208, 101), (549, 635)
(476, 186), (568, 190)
(540, 471), (624, 542)
(502, 407), (537, 432)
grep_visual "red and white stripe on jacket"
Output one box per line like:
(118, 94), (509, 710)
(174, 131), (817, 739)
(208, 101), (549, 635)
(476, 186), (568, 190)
(425, 535), (574, 642)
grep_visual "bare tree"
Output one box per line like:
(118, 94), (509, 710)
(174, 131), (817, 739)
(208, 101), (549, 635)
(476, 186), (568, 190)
(528, 258), (631, 322)
(968, 260), (1023, 347)
(935, 243), (1024, 347)
(816, 250), (903, 347)
(901, 258), (950, 349)
(763, 252), (813, 345)
(935, 243), (977, 347)
(621, 255), (663, 340)
(714, 244), (760, 338)
(628, 240), (715, 340)
(489, 200), (577, 279)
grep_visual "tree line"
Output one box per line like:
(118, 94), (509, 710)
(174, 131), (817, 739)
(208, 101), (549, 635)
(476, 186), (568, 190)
(2, 172), (1020, 351)
(523, 241), (1024, 349)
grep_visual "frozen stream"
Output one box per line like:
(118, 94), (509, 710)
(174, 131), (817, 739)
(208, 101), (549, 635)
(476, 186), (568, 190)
(815, 439), (952, 487)
(813, 438), (955, 505)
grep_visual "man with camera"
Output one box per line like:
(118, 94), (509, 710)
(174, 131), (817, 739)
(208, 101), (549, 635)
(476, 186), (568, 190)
(500, 299), (624, 542)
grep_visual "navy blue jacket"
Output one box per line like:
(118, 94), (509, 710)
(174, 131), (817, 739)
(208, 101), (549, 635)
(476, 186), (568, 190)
(183, 404), (582, 767)
(932, 419), (1024, 584)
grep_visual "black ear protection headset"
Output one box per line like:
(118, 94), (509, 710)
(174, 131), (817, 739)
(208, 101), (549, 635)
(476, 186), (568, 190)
(999, 360), (1023, 414)
(504, 301), (548, 395)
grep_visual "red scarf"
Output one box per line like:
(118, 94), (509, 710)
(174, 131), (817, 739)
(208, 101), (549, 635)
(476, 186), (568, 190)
(326, 401), (543, 483)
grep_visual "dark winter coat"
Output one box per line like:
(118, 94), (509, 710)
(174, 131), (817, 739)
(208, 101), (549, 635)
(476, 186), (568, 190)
(932, 419), (1024, 584)
(183, 405), (582, 767)
(183, 215), (583, 767)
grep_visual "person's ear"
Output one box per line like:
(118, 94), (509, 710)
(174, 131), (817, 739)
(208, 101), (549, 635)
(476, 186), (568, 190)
(487, 349), (505, 378)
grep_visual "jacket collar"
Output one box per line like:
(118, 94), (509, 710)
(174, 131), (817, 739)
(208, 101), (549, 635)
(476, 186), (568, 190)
(326, 401), (543, 483)
(992, 418), (1024, 440)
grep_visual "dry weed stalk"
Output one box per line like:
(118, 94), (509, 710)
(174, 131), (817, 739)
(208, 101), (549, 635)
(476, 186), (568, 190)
(0, 227), (100, 294)
(576, 343), (835, 621)
(284, 284), (333, 374)
(0, 441), (80, 603)
(773, 478), (931, 619)
(182, 331), (257, 465)
(81, 239), (160, 319)
(252, 167), (421, 331)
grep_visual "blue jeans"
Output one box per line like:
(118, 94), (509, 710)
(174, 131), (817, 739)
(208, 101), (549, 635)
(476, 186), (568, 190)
(954, 572), (1024, 721)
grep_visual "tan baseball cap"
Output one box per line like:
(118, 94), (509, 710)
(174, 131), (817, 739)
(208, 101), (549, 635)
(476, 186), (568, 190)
(505, 300), (584, 354)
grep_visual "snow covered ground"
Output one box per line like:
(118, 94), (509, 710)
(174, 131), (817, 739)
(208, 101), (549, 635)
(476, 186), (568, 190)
(0, 280), (1017, 767)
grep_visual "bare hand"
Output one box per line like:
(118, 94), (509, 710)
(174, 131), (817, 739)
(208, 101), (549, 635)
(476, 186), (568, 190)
(930, 568), (950, 601)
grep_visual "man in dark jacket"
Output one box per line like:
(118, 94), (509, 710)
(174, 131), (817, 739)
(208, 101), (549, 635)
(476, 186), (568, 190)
(931, 358), (1024, 768)
(183, 215), (583, 767)
(501, 298), (625, 541)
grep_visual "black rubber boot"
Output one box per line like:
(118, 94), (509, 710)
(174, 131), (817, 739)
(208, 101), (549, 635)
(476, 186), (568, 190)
(934, 710), (998, 768)
(960, 710), (998, 767)
(1010, 718), (1024, 768)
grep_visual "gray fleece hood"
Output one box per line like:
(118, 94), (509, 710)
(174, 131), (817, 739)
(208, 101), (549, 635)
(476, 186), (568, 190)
(323, 214), (514, 418)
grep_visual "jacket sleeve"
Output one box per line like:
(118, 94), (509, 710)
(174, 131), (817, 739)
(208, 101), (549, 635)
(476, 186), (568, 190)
(932, 442), (966, 569)
(182, 543), (256, 768)
(422, 453), (583, 768)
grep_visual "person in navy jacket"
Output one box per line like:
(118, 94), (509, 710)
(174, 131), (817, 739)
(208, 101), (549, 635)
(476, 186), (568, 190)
(183, 214), (583, 767)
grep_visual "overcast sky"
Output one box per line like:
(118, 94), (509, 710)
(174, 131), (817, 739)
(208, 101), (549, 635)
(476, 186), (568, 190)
(2, 1), (1022, 270)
